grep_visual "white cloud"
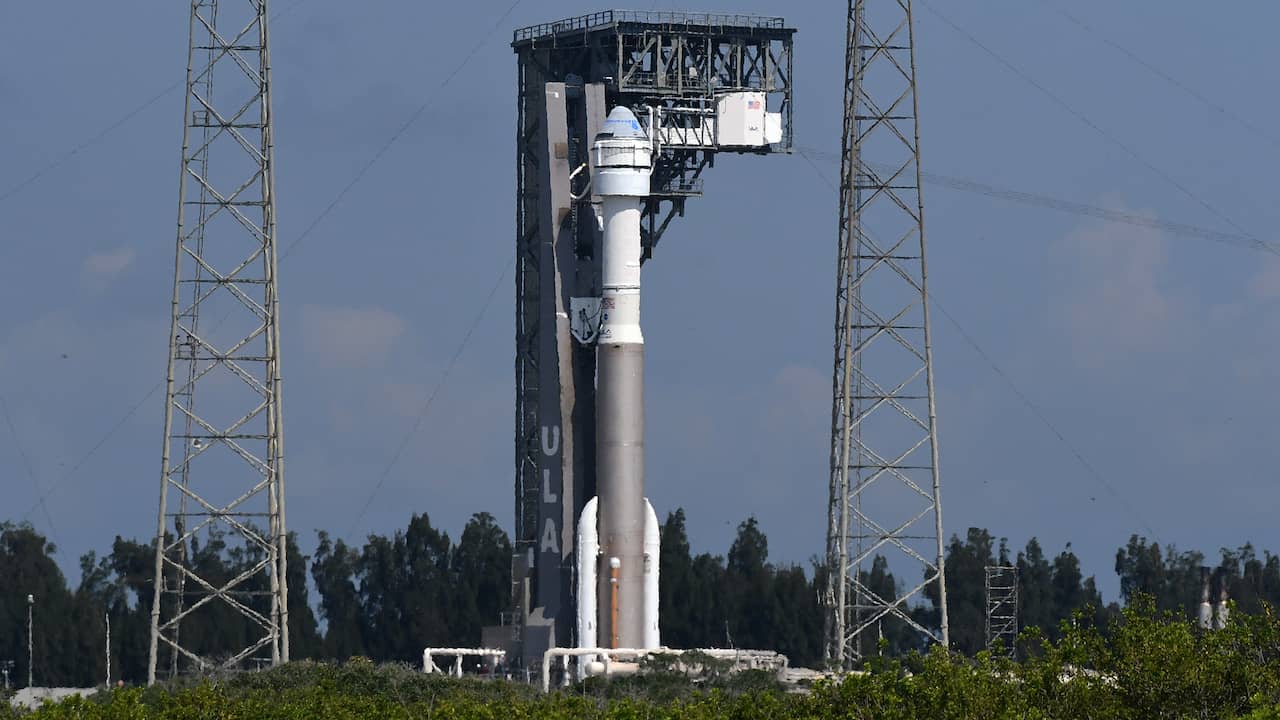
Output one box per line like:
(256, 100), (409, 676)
(1050, 208), (1178, 368)
(297, 304), (406, 369)
(81, 247), (136, 284)
(762, 363), (828, 437)
(1247, 254), (1280, 301)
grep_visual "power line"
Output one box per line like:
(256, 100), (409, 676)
(280, 0), (525, 261)
(926, 299), (1161, 540)
(2, 395), (58, 543)
(20, 381), (163, 524)
(796, 146), (1278, 256)
(798, 146), (1161, 541)
(1039, 1), (1280, 151)
(0, 82), (180, 207)
(917, 0), (1266, 256)
(0, 0), (310, 209)
(347, 260), (512, 537)
(20, 0), (524, 522)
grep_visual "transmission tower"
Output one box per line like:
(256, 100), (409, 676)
(984, 566), (1018, 657)
(148, 0), (287, 683)
(824, 0), (948, 668)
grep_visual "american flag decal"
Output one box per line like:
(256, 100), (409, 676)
(747, 99), (761, 109)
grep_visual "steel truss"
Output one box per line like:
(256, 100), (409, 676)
(148, 0), (287, 683)
(824, 0), (948, 668)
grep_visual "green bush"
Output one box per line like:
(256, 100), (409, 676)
(16, 598), (1280, 719)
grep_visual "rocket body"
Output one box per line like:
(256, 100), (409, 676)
(577, 107), (659, 650)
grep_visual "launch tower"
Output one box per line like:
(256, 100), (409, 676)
(510, 10), (795, 667)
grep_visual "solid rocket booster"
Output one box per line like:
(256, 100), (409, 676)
(577, 106), (660, 650)
(1198, 566), (1213, 630)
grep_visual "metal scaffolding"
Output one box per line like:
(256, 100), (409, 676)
(824, 0), (948, 668)
(148, 0), (287, 683)
(985, 566), (1018, 656)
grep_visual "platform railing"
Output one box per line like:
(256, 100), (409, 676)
(541, 647), (788, 691)
(515, 10), (786, 43)
(422, 647), (506, 677)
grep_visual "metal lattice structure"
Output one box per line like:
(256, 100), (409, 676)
(148, 0), (287, 683)
(512, 11), (794, 664)
(985, 566), (1018, 656)
(824, 0), (948, 668)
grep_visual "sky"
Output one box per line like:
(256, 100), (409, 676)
(1, 1), (1279, 607)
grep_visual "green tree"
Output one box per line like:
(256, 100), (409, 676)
(1115, 535), (1205, 616)
(658, 509), (696, 648)
(104, 536), (158, 682)
(1019, 538), (1055, 636)
(450, 512), (512, 644)
(724, 517), (772, 652)
(311, 532), (364, 660)
(939, 528), (999, 655)
(285, 532), (322, 660)
(687, 552), (728, 649)
(0, 523), (77, 686)
(769, 563), (821, 667)
(354, 513), (453, 662)
(1218, 544), (1280, 615)
(398, 513), (453, 650)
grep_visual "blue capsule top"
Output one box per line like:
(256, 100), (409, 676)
(602, 106), (645, 139)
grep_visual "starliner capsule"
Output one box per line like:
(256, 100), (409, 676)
(576, 107), (661, 651)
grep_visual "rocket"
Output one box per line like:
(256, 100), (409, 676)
(576, 106), (661, 651)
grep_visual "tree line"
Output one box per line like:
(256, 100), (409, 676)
(3, 512), (1279, 687)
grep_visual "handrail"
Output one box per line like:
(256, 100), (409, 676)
(515, 10), (787, 44)
(422, 647), (506, 677)
(540, 647), (788, 691)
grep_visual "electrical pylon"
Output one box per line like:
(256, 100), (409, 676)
(824, 0), (948, 668)
(148, 0), (287, 683)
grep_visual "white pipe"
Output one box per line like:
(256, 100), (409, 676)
(568, 162), (592, 201)
(422, 648), (506, 674)
(543, 647), (651, 692)
(541, 647), (787, 692)
(643, 499), (660, 649)
(576, 498), (599, 650)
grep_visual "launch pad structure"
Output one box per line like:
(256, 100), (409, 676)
(137, 1), (947, 678)
(509, 10), (795, 666)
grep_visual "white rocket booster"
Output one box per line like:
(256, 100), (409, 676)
(1198, 567), (1213, 630)
(576, 106), (661, 650)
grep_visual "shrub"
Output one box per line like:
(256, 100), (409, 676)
(17, 599), (1280, 719)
